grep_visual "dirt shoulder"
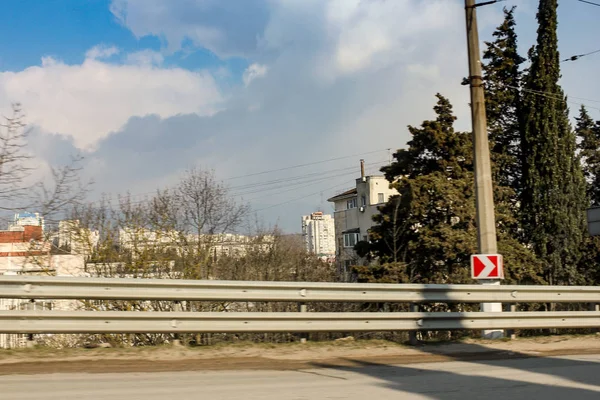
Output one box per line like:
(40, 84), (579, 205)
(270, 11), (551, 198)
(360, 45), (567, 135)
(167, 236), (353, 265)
(1, 335), (599, 375)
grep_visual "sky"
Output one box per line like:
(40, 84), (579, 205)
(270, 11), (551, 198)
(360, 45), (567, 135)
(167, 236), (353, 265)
(1, 0), (599, 233)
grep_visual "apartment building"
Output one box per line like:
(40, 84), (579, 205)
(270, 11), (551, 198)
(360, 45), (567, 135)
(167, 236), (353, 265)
(118, 228), (274, 260)
(0, 224), (50, 273)
(327, 160), (398, 274)
(57, 220), (100, 256)
(301, 212), (335, 258)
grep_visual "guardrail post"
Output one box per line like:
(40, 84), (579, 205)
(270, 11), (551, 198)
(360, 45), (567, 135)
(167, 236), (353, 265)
(409, 303), (419, 346)
(173, 301), (183, 347)
(506, 304), (517, 340)
(298, 302), (307, 343)
(589, 303), (599, 334)
(25, 299), (36, 348)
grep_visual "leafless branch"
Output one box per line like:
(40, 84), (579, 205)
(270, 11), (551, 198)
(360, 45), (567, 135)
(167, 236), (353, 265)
(0, 104), (32, 209)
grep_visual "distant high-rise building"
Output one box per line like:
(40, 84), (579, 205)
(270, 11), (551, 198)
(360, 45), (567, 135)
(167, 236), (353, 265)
(301, 212), (335, 257)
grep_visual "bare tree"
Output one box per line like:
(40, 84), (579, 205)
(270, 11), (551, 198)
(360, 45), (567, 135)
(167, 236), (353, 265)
(177, 167), (247, 235)
(0, 104), (30, 210)
(0, 104), (90, 219)
(34, 154), (91, 226)
(0, 104), (91, 274)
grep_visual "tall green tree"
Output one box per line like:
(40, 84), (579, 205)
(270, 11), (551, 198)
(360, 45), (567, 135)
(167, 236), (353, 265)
(575, 105), (600, 206)
(364, 95), (541, 284)
(482, 6), (525, 193)
(520, 0), (588, 285)
(575, 106), (600, 286)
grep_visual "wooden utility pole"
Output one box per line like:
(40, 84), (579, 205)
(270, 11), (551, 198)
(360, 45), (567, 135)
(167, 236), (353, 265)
(465, 0), (502, 337)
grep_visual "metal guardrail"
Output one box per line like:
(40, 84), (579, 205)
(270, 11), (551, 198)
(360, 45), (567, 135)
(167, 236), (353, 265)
(2, 311), (600, 334)
(0, 276), (599, 335)
(1, 275), (600, 303)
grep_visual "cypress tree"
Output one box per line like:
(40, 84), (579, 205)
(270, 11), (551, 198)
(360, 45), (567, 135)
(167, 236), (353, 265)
(575, 106), (600, 285)
(520, 0), (587, 285)
(482, 6), (525, 193)
(575, 105), (600, 206)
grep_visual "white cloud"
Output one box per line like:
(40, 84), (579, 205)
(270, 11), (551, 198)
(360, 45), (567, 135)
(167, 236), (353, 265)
(0, 50), (222, 149)
(85, 45), (120, 60)
(125, 49), (164, 66)
(243, 63), (268, 86)
(109, 0), (269, 57)
(25, 0), (525, 232)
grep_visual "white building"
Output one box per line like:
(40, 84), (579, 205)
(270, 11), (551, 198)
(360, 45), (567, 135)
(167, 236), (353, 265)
(301, 212), (335, 257)
(327, 161), (398, 275)
(11, 212), (44, 232)
(118, 228), (274, 260)
(58, 220), (100, 256)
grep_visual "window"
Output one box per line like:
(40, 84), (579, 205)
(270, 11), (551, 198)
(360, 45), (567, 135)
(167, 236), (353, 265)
(343, 233), (360, 248)
(361, 195), (367, 207)
(346, 198), (357, 209)
(378, 193), (385, 203)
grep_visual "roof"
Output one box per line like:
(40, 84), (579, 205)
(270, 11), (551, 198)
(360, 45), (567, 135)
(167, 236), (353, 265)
(16, 212), (37, 218)
(327, 188), (358, 202)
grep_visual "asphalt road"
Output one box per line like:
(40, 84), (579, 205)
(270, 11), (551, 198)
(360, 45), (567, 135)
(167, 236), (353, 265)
(2, 354), (600, 400)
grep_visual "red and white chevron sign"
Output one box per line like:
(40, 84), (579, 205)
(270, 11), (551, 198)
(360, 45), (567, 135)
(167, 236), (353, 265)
(471, 254), (504, 279)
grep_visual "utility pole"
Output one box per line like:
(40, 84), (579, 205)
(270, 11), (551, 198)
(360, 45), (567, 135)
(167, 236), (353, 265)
(465, 0), (503, 338)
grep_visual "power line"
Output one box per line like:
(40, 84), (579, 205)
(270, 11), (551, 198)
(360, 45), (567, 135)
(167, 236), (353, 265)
(223, 149), (389, 180)
(233, 170), (364, 197)
(243, 162), (388, 201)
(562, 48), (600, 62)
(84, 161), (387, 210)
(506, 85), (600, 112)
(252, 164), (384, 212)
(82, 149), (391, 206)
(230, 159), (388, 196)
(577, 0), (600, 7)
(82, 150), (391, 207)
(230, 162), (366, 191)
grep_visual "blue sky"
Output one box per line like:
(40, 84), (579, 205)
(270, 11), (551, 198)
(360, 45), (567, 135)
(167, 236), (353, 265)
(0, 0), (248, 82)
(1, 0), (599, 233)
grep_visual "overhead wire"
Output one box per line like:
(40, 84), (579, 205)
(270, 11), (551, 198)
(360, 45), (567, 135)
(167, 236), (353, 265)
(223, 149), (389, 181)
(229, 161), (377, 191)
(243, 161), (389, 201)
(251, 164), (384, 213)
(505, 85), (600, 112)
(233, 170), (364, 197)
(576, 0), (600, 7)
(81, 149), (392, 206)
(84, 159), (389, 209)
(562, 48), (600, 62)
(230, 159), (388, 196)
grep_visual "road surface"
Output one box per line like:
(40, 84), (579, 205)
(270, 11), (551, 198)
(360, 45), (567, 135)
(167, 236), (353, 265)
(2, 354), (600, 399)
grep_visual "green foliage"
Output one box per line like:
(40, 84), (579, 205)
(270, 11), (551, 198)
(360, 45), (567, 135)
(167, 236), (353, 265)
(576, 106), (600, 206)
(520, 0), (588, 285)
(353, 263), (410, 284)
(575, 106), (600, 286)
(483, 6), (525, 193)
(364, 95), (541, 284)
